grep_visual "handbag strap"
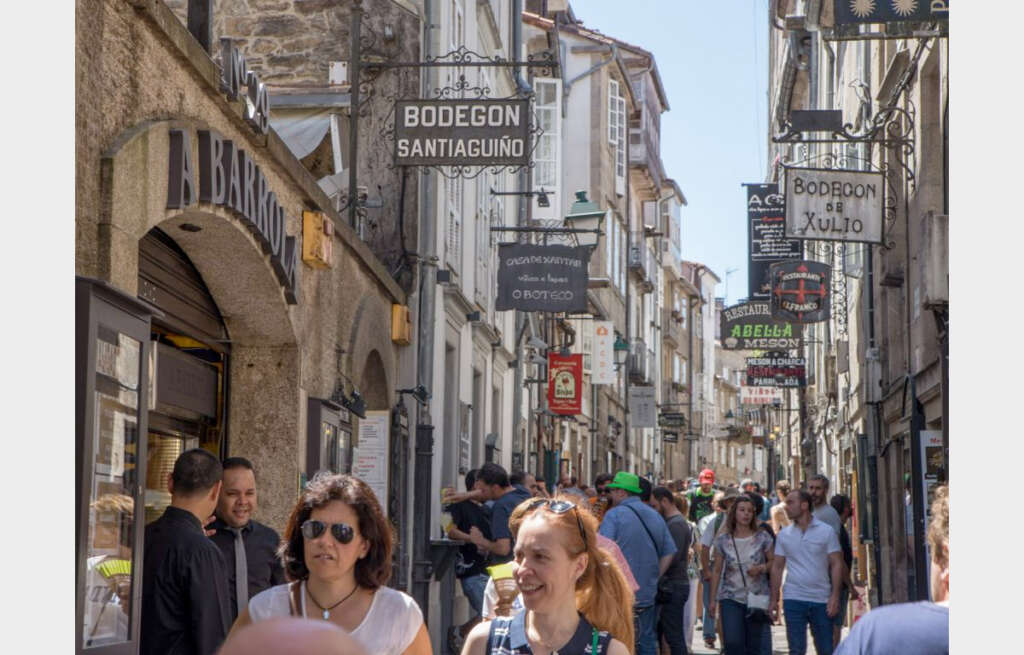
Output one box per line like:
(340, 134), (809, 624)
(622, 503), (659, 555)
(730, 534), (750, 593)
(288, 580), (303, 617)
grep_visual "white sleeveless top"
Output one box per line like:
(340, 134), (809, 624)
(248, 582), (423, 655)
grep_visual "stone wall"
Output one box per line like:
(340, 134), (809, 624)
(77, 0), (407, 531)
(165, 0), (423, 291)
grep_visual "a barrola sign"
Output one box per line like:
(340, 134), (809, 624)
(394, 99), (531, 167)
(784, 167), (884, 243)
(167, 128), (300, 304)
(720, 302), (803, 351)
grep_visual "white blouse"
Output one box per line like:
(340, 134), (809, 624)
(248, 582), (423, 655)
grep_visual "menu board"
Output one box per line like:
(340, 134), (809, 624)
(351, 411), (389, 517)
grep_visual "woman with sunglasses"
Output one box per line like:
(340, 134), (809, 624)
(707, 494), (775, 655)
(225, 473), (431, 655)
(462, 495), (634, 655)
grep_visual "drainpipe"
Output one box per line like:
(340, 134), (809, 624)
(412, 0), (437, 621)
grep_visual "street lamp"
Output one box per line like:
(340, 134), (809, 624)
(564, 190), (607, 248)
(613, 334), (630, 368)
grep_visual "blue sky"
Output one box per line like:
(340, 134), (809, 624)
(572, 1), (769, 305)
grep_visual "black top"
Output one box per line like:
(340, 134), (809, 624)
(488, 611), (612, 654)
(445, 500), (493, 578)
(141, 506), (231, 655)
(662, 514), (693, 580)
(208, 517), (287, 621)
(838, 524), (853, 569)
(489, 485), (533, 564)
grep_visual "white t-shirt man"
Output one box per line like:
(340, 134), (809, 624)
(774, 516), (841, 603)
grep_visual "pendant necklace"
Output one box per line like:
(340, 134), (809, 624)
(307, 583), (359, 620)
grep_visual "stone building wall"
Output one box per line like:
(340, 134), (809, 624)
(77, 0), (407, 531)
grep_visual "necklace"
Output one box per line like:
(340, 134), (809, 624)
(306, 582), (359, 620)
(526, 612), (576, 655)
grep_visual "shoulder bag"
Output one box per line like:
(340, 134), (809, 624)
(621, 504), (673, 605)
(730, 534), (772, 623)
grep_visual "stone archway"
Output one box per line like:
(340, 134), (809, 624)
(359, 350), (390, 412)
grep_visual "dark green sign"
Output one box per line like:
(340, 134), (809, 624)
(720, 302), (803, 351)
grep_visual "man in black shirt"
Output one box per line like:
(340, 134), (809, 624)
(141, 448), (231, 655)
(468, 463), (531, 565)
(209, 457), (286, 624)
(829, 494), (860, 649)
(445, 469), (493, 652)
(653, 486), (693, 655)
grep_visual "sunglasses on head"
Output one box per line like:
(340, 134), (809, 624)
(301, 519), (355, 544)
(527, 499), (588, 551)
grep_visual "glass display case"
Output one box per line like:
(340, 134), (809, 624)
(76, 278), (156, 655)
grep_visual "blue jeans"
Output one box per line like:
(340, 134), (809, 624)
(718, 599), (771, 655)
(783, 599), (834, 655)
(702, 578), (716, 641)
(459, 572), (488, 616)
(633, 604), (659, 655)
(657, 579), (690, 655)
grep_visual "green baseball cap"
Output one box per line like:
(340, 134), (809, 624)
(606, 471), (642, 495)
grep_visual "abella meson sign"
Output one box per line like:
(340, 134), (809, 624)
(167, 128), (300, 304)
(394, 99), (531, 167)
(720, 302), (803, 351)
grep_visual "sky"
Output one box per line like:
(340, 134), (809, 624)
(572, 0), (769, 306)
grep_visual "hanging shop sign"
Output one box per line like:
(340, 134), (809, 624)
(628, 386), (657, 429)
(745, 355), (807, 388)
(834, 0), (949, 26)
(592, 321), (616, 385)
(394, 99), (531, 167)
(769, 261), (831, 323)
(657, 412), (687, 429)
(495, 244), (591, 312)
(720, 301), (803, 351)
(548, 354), (583, 416)
(784, 167), (885, 243)
(747, 183), (802, 300)
(662, 430), (679, 444)
(167, 128), (300, 304)
(740, 385), (784, 405)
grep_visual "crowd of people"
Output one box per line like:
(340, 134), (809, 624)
(134, 448), (949, 655)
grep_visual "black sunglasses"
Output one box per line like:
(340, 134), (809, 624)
(527, 499), (587, 551)
(301, 519), (355, 544)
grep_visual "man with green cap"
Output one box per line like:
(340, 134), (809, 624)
(598, 471), (677, 655)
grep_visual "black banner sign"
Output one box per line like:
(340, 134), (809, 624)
(747, 183), (802, 300)
(720, 302), (803, 351)
(746, 356), (807, 388)
(394, 99), (531, 167)
(834, 0), (949, 26)
(770, 261), (831, 324)
(496, 244), (591, 312)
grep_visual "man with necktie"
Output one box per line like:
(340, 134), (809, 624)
(209, 457), (286, 625)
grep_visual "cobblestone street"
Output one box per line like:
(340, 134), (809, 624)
(688, 621), (850, 654)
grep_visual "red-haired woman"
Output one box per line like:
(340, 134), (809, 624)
(462, 494), (635, 655)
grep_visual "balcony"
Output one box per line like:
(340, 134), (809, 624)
(627, 339), (652, 385)
(662, 308), (683, 347)
(628, 239), (655, 294)
(629, 122), (665, 193)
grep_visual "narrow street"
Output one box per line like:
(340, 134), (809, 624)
(688, 622), (850, 655)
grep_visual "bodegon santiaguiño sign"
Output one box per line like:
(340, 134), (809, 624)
(784, 167), (885, 244)
(496, 244), (590, 313)
(769, 261), (831, 324)
(834, 0), (949, 26)
(720, 301), (803, 351)
(394, 99), (531, 167)
(747, 183), (802, 300)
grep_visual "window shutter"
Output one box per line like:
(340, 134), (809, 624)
(533, 78), (562, 220)
(608, 80), (619, 145)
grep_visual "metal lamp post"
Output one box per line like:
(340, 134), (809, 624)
(564, 190), (607, 248)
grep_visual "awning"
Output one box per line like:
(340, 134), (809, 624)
(269, 107), (349, 163)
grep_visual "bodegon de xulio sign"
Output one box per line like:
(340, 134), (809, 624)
(720, 301), (803, 351)
(394, 99), (531, 167)
(785, 167), (884, 244)
(167, 128), (299, 304)
(495, 244), (590, 313)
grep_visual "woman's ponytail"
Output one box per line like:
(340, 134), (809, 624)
(576, 541), (635, 654)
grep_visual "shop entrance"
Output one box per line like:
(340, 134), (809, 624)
(138, 228), (229, 523)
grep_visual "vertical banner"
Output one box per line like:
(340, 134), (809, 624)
(747, 183), (802, 300)
(352, 411), (390, 517)
(592, 321), (615, 385)
(548, 354), (583, 415)
(628, 386), (657, 428)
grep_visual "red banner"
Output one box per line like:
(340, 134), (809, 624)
(547, 354), (582, 415)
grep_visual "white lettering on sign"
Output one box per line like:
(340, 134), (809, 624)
(784, 168), (885, 244)
(402, 103), (521, 128)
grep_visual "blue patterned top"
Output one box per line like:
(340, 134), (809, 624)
(486, 612), (611, 655)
